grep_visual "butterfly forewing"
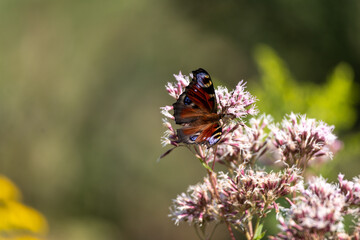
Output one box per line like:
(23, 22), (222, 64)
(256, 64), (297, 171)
(173, 68), (222, 147)
(189, 69), (217, 113)
(173, 93), (206, 124)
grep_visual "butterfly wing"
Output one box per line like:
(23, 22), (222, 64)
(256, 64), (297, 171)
(173, 68), (222, 146)
(177, 122), (222, 147)
(173, 68), (217, 124)
(186, 68), (217, 113)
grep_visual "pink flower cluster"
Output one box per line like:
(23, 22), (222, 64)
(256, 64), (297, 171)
(169, 177), (219, 226)
(216, 81), (258, 118)
(205, 114), (271, 167)
(225, 165), (301, 218)
(272, 175), (360, 240)
(270, 113), (336, 169)
(169, 164), (302, 229)
(339, 174), (360, 207)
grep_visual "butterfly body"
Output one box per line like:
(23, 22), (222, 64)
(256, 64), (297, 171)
(173, 68), (222, 147)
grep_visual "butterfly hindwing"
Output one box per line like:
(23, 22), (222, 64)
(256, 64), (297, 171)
(195, 122), (222, 146)
(177, 122), (222, 147)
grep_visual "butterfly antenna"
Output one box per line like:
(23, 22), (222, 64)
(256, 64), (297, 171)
(157, 146), (178, 162)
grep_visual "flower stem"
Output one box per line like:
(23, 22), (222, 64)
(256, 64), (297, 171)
(225, 221), (236, 240)
(243, 212), (255, 240)
(212, 145), (218, 170)
(206, 169), (236, 240)
(245, 231), (252, 240)
(247, 218), (253, 239)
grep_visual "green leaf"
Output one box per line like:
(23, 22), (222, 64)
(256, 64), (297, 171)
(253, 223), (266, 240)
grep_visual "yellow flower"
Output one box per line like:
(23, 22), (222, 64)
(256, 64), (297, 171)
(0, 175), (48, 239)
(0, 236), (45, 240)
(0, 176), (21, 202)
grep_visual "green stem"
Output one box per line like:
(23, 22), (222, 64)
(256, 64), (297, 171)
(245, 231), (251, 240)
(199, 158), (213, 172)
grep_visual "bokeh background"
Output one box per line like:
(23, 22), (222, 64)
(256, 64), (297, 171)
(0, 1), (359, 239)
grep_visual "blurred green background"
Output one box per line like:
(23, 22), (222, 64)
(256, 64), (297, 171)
(0, 0), (359, 239)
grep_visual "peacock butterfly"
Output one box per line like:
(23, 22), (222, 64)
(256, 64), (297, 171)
(173, 68), (222, 147)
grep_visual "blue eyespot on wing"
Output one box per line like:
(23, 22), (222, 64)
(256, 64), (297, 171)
(189, 135), (198, 141)
(184, 96), (192, 105)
